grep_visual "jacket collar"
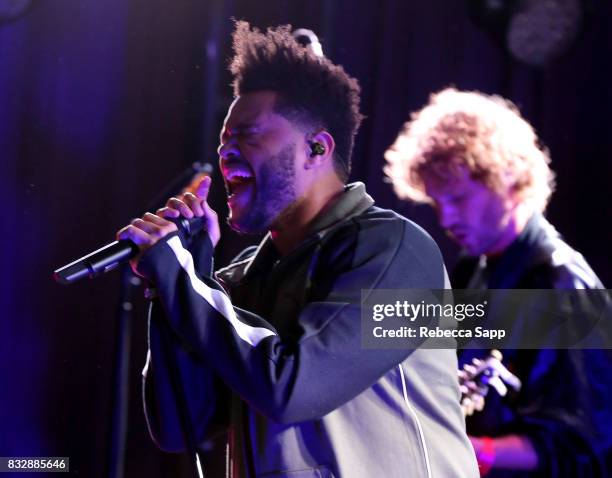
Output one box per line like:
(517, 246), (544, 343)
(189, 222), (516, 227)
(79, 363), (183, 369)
(483, 214), (556, 287)
(241, 182), (374, 279)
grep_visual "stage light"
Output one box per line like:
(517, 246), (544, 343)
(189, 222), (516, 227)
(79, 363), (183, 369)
(467, 0), (584, 67)
(506, 0), (583, 66)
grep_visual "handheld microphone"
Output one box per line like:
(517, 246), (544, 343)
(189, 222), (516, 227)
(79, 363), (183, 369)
(53, 216), (206, 285)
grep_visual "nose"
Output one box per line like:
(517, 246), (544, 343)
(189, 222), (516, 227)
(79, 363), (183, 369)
(437, 202), (459, 230)
(217, 139), (240, 160)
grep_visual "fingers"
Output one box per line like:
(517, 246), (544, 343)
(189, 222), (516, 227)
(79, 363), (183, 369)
(473, 394), (485, 412)
(124, 175), (219, 255)
(463, 364), (477, 376)
(116, 214), (178, 247)
(461, 396), (476, 416)
(182, 192), (205, 217)
(142, 212), (173, 227)
(159, 188), (208, 220)
(156, 206), (180, 219)
(157, 176), (220, 247)
(465, 379), (483, 394)
(117, 224), (153, 246)
(196, 176), (212, 201)
(461, 388), (487, 416)
(130, 217), (160, 235)
(165, 197), (195, 219)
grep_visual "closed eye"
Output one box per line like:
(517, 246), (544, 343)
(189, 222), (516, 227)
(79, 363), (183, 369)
(239, 127), (263, 146)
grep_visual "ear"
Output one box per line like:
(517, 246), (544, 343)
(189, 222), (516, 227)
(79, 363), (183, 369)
(304, 130), (335, 170)
(506, 184), (523, 210)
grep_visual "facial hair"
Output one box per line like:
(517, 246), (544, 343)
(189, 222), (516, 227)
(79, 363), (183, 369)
(228, 142), (297, 234)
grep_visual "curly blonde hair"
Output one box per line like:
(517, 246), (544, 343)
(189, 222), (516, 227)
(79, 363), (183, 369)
(384, 88), (555, 212)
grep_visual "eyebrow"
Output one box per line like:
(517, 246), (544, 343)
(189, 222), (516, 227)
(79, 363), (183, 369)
(220, 123), (260, 141)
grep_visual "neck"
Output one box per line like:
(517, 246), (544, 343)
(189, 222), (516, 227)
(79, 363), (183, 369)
(270, 176), (344, 256)
(485, 203), (533, 257)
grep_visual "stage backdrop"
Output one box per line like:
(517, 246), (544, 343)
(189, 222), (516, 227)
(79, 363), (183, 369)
(1, 0), (610, 476)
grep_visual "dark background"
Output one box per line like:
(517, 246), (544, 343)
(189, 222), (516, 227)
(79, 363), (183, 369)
(1, 0), (610, 476)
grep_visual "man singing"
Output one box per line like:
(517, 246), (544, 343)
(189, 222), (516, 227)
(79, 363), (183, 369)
(385, 87), (611, 477)
(117, 24), (477, 477)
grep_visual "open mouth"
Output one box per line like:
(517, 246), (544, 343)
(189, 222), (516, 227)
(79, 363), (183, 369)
(223, 162), (255, 198)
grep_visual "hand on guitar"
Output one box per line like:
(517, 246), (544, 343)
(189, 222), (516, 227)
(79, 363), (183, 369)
(459, 358), (488, 416)
(459, 350), (522, 416)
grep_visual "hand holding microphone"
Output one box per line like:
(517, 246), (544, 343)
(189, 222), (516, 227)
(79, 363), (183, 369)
(157, 174), (220, 247)
(53, 175), (220, 284)
(116, 176), (220, 275)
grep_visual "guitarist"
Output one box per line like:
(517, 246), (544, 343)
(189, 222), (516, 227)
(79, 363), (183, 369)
(384, 88), (611, 477)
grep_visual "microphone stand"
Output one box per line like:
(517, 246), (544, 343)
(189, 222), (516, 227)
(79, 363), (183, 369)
(106, 265), (140, 478)
(106, 162), (212, 478)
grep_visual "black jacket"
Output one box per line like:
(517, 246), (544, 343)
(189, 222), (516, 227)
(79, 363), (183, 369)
(454, 214), (612, 477)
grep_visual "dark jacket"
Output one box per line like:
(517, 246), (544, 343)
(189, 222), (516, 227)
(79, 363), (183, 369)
(454, 214), (611, 478)
(139, 183), (478, 478)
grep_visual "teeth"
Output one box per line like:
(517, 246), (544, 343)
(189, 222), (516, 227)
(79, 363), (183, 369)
(225, 168), (253, 181)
